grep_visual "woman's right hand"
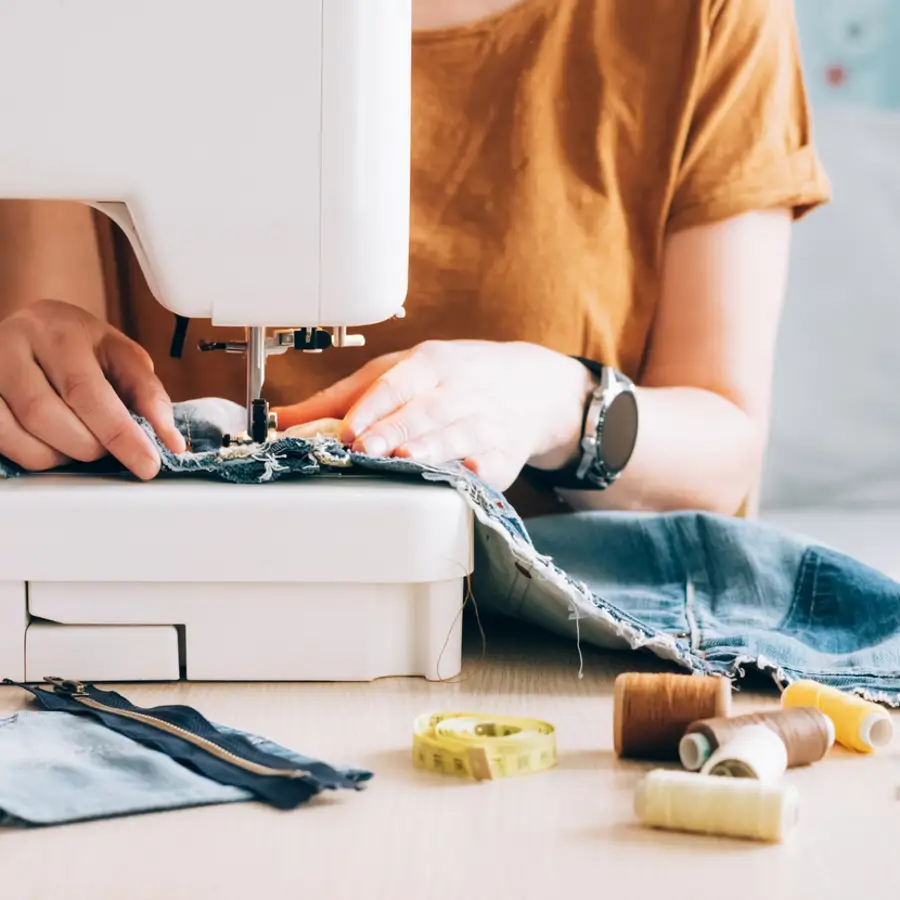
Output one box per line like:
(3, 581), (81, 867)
(0, 299), (185, 478)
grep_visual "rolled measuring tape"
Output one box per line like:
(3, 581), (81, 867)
(412, 712), (557, 781)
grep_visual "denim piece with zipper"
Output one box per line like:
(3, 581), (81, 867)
(0, 680), (371, 826)
(2, 397), (900, 704)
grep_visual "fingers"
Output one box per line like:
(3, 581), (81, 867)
(395, 416), (518, 488)
(463, 448), (513, 491)
(395, 414), (508, 475)
(36, 333), (162, 480)
(270, 339), (518, 489)
(344, 345), (442, 442)
(0, 304), (179, 478)
(0, 395), (69, 471)
(102, 336), (185, 454)
(0, 352), (106, 463)
(352, 387), (475, 457)
(275, 352), (404, 430)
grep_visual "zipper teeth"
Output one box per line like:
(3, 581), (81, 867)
(70, 695), (311, 780)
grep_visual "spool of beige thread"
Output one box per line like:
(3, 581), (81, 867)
(634, 769), (800, 842)
(679, 707), (835, 772)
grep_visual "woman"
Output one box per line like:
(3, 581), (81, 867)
(0, 0), (829, 519)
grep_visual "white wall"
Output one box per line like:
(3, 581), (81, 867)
(762, 107), (900, 510)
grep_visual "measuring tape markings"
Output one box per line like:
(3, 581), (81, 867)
(412, 712), (557, 781)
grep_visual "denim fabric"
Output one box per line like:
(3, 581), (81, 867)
(14, 680), (369, 810)
(0, 709), (369, 827)
(3, 397), (900, 704)
(520, 513), (900, 703)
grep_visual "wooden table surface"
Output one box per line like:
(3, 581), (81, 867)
(1, 617), (897, 900)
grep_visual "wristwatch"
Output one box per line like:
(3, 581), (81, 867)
(532, 357), (639, 490)
(572, 357), (639, 489)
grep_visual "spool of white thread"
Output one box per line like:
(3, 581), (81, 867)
(700, 724), (788, 782)
(634, 769), (800, 842)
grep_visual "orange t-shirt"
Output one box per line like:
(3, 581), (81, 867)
(0, 0), (830, 514)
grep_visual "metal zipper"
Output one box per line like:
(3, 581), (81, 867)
(44, 678), (311, 780)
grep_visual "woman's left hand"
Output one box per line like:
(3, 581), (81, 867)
(275, 340), (593, 490)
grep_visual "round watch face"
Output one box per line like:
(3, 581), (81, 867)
(601, 391), (638, 471)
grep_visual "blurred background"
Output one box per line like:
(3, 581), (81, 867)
(759, 0), (900, 576)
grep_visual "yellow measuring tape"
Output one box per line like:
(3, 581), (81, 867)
(412, 712), (557, 781)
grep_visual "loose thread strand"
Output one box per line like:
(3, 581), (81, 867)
(435, 568), (487, 686)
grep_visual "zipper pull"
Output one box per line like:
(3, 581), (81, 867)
(44, 677), (87, 696)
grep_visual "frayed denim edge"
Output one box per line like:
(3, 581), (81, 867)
(412, 466), (709, 676)
(0, 420), (732, 682)
(132, 417), (710, 676)
(726, 654), (900, 707)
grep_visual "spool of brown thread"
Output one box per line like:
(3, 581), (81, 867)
(613, 672), (732, 761)
(680, 707), (836, 771)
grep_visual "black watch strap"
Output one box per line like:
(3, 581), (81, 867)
(572, 356), (604, 379)
(526, 356), (637, 491)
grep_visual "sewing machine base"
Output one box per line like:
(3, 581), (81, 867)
(0, 474), (474, 683)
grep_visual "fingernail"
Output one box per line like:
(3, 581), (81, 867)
(154, 403), (183, 446)
(169, 429), (187, 453)
(347, 410), (376, 439)
(135, 450), (161, 481)
(363, 436), (387, 458)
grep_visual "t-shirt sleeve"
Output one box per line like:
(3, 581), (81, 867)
(667, 0), (831, 233)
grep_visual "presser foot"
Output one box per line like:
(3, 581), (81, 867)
(197, 324), (366, 449)
(223, 399), (278, 447)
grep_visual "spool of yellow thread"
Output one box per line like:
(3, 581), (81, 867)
(781, 680), (894, 753)
(634, 770), (799, 843)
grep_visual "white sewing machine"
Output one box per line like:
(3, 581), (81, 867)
(0, 1), (474, 683)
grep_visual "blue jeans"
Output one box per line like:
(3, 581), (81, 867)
(2, 397), (900, 703)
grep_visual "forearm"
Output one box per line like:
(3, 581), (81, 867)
(558, 385), (765, 516)
(0, 200), (107, 320)
(543, 210), (792, 516)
